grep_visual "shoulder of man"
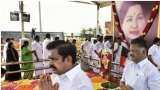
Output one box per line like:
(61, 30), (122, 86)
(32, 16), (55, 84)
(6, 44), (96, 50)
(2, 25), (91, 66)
(75, 70), (93, 89)
(143, 59), (160, 75)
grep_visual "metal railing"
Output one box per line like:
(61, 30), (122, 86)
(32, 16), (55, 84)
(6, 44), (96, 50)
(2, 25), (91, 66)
(1, 59), (50, 66)
(80, 55), (123, 76)
(1, 56), (123, 76)
(1, 59), (50, 75)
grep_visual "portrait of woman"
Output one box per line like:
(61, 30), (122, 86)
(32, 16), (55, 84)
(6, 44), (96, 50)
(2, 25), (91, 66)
(116, 1), (158, 46)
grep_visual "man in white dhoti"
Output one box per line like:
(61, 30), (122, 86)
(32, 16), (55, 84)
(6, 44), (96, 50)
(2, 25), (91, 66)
(32, 35), (43, 77)
(43, 33), (52, 74)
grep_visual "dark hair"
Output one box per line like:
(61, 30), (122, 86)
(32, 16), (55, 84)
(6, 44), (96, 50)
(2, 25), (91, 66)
(32, 28), (35, 32)
(10, 38), (15, 40)
(45, 33), (51, 39)
(97, 35), (100, 38)
(22, 41), (29, 49)
(55, 37), (59, 41)
(1, 68), (6, 75)
(98, 36), (103, 42)
(131, 36), (148, 49)
(6, 38), (10, 42)
(34, 35), (40, 42)
(66, 39), (70, 43)
(8, 42), (13, 48)
(87, 37), (91, 41)
(93, 39), (97, 44)
(118, 1), (154, 24)
(104, 36), (110, 41)
(72, 39), (76, 44)
(47, 40), (77, 64)
(153, 37), (160, 44)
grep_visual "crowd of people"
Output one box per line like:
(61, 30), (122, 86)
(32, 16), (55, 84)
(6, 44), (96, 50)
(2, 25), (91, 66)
(81, 35), (112, 61)
(1, 33), (62, 81)
(38, 36), (160, 90)
(1, 33), (160, 90)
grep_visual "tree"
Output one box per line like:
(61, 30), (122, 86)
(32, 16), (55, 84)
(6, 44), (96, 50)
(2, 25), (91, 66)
(80, 28), (86, 38)
(80, 27), (97, 38)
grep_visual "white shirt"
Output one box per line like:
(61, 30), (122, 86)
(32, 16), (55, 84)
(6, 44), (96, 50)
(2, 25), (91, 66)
(32, 41), (44, 76)
(92, 41), (103, 60)
(50, 64), (93, 90)
(81, 41), (92, 57)
(3, 43), (8, 62)
(91, 44), (97, 59)
(114, 42), (128, 63)
(104, 41), (111, 49)
(148, 44), (160, 66)
(43, 38), (52, 74)
(113, 42), (122, 63)
(121, 58), (160, 90)
(43, 38), (51, 59)
(32, 41), (43, 60)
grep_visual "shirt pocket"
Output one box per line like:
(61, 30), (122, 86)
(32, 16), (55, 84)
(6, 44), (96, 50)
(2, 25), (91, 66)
(132, 71), (147, 90)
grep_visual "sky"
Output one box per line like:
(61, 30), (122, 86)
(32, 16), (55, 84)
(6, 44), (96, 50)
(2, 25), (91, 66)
(0, 0), (111, 34)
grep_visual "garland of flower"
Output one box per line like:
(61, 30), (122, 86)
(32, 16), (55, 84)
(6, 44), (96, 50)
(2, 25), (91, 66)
(142, 1), (159, 36)
(112, 1), (127, 43)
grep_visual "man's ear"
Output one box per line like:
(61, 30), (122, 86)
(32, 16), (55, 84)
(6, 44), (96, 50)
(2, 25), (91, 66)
(65, 55), (72, 64)
(140, 48), (146, 54)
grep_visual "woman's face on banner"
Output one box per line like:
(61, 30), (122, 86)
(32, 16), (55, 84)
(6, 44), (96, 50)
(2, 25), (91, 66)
(122, 4), (147, 40)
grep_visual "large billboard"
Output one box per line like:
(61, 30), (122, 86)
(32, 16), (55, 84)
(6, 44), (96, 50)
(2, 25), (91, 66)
(115, 1), (158, 46)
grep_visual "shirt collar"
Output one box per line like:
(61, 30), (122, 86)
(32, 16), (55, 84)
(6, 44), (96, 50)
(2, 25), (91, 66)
(136, 58), (148, 69)
(64, 64), (81, 81)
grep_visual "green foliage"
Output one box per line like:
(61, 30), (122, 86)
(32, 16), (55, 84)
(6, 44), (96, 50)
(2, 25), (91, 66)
(80, 27), (96, 38)
(101, 82), (117, 89)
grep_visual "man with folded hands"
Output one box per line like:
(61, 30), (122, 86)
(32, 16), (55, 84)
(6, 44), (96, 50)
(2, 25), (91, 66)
(120, 36), (160, 90)
(39, 40), (93, 90)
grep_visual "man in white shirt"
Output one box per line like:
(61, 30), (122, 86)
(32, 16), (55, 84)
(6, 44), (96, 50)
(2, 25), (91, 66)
(43, 33), (52, 59)
(113, 37), (129, 75)
(39, 40), (93, 90)
(81, 38), (92, 70)
(103, 36), (112, 50)
(91, 36), (104, 73)
(120, 36), (160, 90)
(148, 37), (160, 70)
(81, 38), (92, 58)
(93, 36), (104, 60)
(43, 33), (52, 74)
(113, 37), (123, 63)
(32, 35), (44, 77)
(90, 39), (97, 59)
